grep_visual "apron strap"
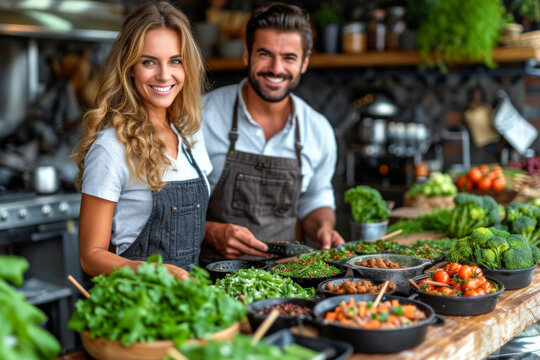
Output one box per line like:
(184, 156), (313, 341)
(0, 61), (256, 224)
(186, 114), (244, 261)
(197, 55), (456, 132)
(229, 93), (303, 167)
(182, 144), (209, 194)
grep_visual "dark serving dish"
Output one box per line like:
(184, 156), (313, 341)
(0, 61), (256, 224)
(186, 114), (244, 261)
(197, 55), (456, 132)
(317, 277), (397, 299)
(271, 265), (348, 288)
(246, 298), (316, 335)
(312, 294), (444, 353)
(409, 274), (505, 316)
(480, 264), (537, 290)
(265, 329), (353, 360)
(205, 260), (267, 283)
(262, 240), (314, 257)
(344, 254), (442, 294)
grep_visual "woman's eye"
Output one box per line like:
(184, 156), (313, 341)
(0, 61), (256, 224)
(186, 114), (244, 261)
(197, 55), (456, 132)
(171, 59), (182, 65)
(142, 60), (155, 66)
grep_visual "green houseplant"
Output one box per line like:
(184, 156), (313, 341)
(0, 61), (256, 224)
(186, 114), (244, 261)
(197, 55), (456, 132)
(344, 186), (390, 242)
(314, 2), (342, 53)
(416, 0), (508, 71)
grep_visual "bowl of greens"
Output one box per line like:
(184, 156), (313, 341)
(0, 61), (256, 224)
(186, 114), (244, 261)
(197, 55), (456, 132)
(270, 258), (347, 288)
(344, 185), (390, 242)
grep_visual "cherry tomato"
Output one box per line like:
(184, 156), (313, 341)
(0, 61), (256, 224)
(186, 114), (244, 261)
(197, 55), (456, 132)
(444, 263), (462, 277)
(458, 265), (473, 279)
(428, 289), (439, 295)
(448, 280), (460, 290)
(492, 177), (506, 191)
(433, 269), (450, 284)
(471, 266), (483, 278)
(462, 278), (482, 291)
(480, 281), (493, 294)
(477, 177), (493, 191)
(463, 290), (479, 297)
(476, 288), (486, 296)
(468, 168), (483, 183)
(439, 287), (454, 296)
(479, 165), (489, 174)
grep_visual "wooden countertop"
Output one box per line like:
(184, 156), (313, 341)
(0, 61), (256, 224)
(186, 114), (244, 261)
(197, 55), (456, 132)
(346, 232), (540, 360)
(206, 47), (540, 71)
(59, 232), (540, 360)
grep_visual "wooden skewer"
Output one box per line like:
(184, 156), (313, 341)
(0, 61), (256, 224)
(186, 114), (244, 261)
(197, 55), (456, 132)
(425, 280), (450, 287)
(409, 278), (421, 291)
(167, 348), (189, 360)
(238, 294), (247, 305)
(274, 256), (298, 264)
(372, 280), (390, 309)
(377, 229), (403, 241)
(67, 275), (90, 299)
(251, 309), (280, 345)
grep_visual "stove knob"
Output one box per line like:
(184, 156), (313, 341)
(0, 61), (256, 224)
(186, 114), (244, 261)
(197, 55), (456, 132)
(58, 201), (70, 214)
(41, 204), (52, 217)
(18, 208), (28, 219)
(0, 210), (8, 222)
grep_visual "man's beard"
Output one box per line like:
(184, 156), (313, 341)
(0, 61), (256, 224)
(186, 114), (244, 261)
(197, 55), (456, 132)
(247, 64), (301, 103)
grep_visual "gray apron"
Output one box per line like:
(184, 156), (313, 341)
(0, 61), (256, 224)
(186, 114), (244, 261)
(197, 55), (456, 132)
(200, 95), (303, 265)
(121, 145), (209, 271)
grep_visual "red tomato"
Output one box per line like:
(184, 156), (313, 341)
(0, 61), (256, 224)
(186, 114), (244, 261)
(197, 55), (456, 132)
(448, 280), (460, 290)
(476, 288), (486, 296)
(492, 177), (506, 191)
(433, 269), (450, 284)
(477, 177), (493, 191)
(456, 176), (473, 191)
(458, 265), (474, 279)
(462, 278), (482, 291)
(471, 267), (483, 278)
(463, 290), (479, 297)
(468, 168), (483, 183)
(480, 281), (493, 294)
(443, 263), (462, 277)
(439, 287), (454, 296)
(479, 165), (489, 174)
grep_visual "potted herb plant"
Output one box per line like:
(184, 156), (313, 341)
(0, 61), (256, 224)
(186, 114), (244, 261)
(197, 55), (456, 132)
(416, 0), (509, 72)
(314, 1), (341, 54)
(344, 185), (390, 242)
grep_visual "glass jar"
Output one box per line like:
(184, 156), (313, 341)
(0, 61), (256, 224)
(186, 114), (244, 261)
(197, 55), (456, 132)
(342, 22), (366, 54)
(386, 6), (406, 50)
(367, 9), (386, 51)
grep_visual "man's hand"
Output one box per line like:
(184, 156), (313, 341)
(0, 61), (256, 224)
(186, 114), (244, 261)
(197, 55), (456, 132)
(316, 226), (345, 250)
(205, 222), (271, 259)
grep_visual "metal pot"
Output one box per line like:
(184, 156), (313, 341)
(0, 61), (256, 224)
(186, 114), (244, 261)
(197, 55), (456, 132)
(33, 166), (59, 194)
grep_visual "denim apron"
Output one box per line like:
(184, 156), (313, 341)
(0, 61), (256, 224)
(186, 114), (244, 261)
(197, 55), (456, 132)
(121, 145), (209, 271)
(200, 95), (303, 265)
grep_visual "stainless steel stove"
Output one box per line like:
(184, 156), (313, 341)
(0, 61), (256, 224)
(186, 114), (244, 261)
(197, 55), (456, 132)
(0, 192), (81, 231)
(0, 191), (82, 352)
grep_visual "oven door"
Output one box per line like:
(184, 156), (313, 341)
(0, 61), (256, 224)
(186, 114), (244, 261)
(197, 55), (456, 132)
(0, 219), (81, 352)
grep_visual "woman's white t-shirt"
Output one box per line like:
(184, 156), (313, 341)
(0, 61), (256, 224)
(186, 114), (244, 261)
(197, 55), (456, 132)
(81, 124), (212, 254)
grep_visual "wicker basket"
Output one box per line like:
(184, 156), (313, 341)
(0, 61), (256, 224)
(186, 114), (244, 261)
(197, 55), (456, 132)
(499, 30), (540, 47)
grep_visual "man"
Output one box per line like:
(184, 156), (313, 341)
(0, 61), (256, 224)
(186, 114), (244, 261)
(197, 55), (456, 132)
(200, 2), (344, 263)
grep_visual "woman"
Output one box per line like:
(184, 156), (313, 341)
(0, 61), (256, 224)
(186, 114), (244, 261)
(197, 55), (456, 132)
(73, 1), (211, 280)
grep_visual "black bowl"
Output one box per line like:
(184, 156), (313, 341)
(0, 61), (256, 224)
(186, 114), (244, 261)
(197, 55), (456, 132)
(312, 294), (444, 353)
(480, 264), (537, 290)
(265, 329), (353, 360)
(246, 298), (316, 335)
(317, 277), (397, 298)
(409, 274), (505, 316)
(205, 260), (267, 283)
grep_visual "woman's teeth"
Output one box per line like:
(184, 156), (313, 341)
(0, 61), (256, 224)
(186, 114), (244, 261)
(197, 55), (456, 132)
(151, 85), (173, 92)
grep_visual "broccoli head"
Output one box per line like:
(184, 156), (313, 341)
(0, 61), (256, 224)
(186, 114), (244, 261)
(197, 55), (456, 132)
(531, 245), (540, 264)
(447, 237), (474, 264)
(344, 186), (390, 223)
(501, 247), (535, 270)
(474, 248), (498, 269)
(505, 203), (534, 223)
(507, 234), (531, 250)
(486, 225), (511, 240)
(509, 216), (537, 243)
(486, 236), (509, 269)
(470, 227), (493, 249)
(448, 194), (500, 238)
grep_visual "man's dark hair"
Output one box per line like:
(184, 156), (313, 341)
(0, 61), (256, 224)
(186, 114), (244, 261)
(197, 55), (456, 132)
(246, 2), (313, 58)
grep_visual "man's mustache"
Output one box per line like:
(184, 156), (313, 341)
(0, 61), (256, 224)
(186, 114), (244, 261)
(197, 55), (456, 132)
(256, 72), (292, 80)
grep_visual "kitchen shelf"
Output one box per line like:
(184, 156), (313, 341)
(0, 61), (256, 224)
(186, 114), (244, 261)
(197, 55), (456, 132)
(206, 46), (540, 71)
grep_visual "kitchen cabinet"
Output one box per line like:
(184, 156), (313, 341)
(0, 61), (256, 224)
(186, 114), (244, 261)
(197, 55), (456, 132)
(206, 46), (540, 71)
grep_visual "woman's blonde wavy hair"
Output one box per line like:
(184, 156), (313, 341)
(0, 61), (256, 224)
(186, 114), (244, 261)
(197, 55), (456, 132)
(73, 0), (206, 191)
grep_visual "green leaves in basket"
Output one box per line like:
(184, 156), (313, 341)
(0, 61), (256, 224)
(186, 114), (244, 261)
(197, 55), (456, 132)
(68, 255), (246, 347)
